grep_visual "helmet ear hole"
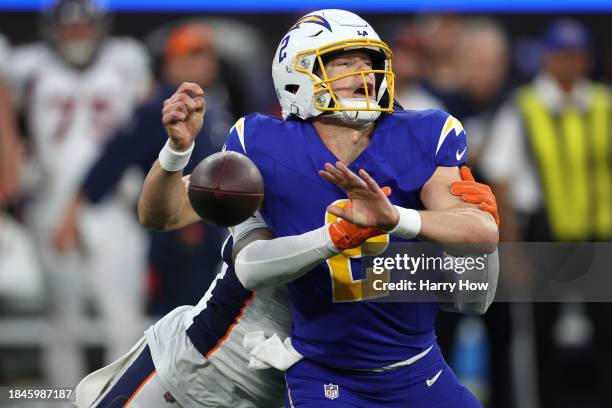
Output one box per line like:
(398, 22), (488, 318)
(285, 84), (300, 94)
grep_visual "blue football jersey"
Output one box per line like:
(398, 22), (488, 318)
(224, 109), (468, 369)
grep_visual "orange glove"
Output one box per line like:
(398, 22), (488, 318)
(329, 187), (391, 250)
(450, 166), (500, 227)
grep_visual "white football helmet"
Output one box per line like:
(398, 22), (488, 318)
(272, 9), (395, 126)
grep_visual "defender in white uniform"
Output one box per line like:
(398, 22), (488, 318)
(8, 0), (151, 387)
(77, 231), (291, 408)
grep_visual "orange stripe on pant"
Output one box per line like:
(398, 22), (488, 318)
(122, 369), (157, 407)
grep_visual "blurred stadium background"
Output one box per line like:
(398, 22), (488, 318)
(1, 1), (612, 407)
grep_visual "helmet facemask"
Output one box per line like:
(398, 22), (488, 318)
(295, 38), (395, 127)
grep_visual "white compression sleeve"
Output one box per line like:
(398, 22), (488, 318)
(234, 226), (341, 290)
(229, 211), (269, 243)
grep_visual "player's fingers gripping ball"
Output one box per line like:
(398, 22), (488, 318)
(451, 166), (500, 226)
(188, 151), (264, 227)
(329, 187), (391, 250)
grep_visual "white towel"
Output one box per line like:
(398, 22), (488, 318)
(243, 331), (303, 371)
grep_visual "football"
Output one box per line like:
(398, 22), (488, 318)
(188, 151), (264, 227)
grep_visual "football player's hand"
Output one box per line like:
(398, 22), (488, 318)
(320, 161), (399, 231)
(450, 166), (500, 227)
(328, 201), (385, 250)
(162, 82), (206, 151)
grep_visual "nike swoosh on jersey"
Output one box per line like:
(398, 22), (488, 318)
(426, 369), (443, 387)
(456, 147), (467, 161)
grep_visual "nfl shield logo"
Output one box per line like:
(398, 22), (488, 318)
(324, 383), (339, 400)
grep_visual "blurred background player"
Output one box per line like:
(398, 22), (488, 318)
(7, 0), (152, 387)
(53, 22), (230, 316)
(416, 14), (466, 100)
(444, 18), (510, 165)
(481, 19), (612, 407)
(144, 17), (276, 119)
(392, 24), (445, 111)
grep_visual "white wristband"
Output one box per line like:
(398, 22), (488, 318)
(158, 140), (195, 172)
(387, 206), (421, 239)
